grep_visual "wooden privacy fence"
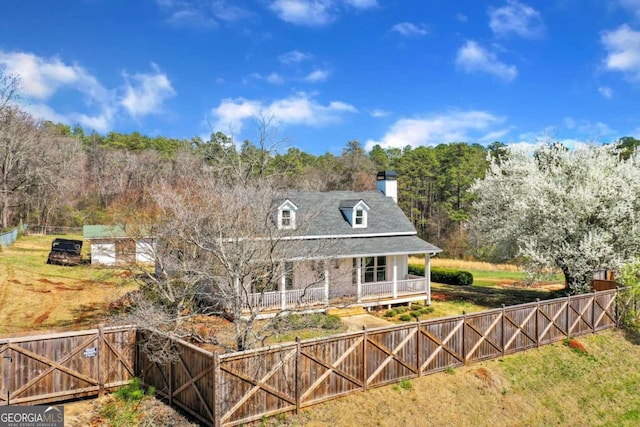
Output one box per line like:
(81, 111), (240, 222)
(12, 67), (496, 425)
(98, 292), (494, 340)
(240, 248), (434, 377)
(0, 325), (135, 406)
(138, 289), (618, 427)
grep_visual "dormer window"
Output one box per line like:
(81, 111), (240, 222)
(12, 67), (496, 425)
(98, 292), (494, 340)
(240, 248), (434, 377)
(339, 199), (370, 229)
(277, 199), (298, 230)
(281, 209), (292, 227)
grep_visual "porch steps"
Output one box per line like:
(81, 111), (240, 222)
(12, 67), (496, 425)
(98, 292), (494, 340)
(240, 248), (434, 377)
(326, 306), (367, 317)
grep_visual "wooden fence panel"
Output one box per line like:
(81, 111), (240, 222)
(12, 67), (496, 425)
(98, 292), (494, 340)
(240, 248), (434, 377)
(219, 345), (297, 427)
(464, 310), (503, 364)
(594, 290), (617, 330)
(298, 333), (363, 408)
(136, 331), (217, 427)
(567, 295), (595, 337)
(537, 299), (568, 345)
(366, 325), (418, 388)
(0, 326), (135, 406)
(503, 303), (537, 354)
(419, 317), (464, 374)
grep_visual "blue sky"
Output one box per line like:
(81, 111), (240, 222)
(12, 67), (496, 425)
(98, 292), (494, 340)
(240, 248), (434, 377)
(1, 0), (640, 154)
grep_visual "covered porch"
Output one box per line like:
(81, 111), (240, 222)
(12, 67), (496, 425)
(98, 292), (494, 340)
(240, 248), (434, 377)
(242, 250), (436, 313)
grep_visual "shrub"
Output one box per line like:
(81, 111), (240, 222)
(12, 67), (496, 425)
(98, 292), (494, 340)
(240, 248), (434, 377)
(114, 377), (152, 402)
(409, 264), (473, 286)
(398, 314), (412, 321)
(384, 309), (396, 318)
(410, 310), (421, 318)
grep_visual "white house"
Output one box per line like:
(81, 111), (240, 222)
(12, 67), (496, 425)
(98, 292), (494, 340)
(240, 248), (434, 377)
(243, 171), (442, 312)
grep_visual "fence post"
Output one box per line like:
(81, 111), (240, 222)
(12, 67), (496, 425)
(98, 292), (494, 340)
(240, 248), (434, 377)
(462, 311), (467, 365)
(362, 326), (368, 392)
(213, 352), (221, 427)
(592, 291), (597, 333)
(295, 337), (301, 414)
(535, 299), (540, 348)
(566, 294), (571, 338)
(416, 319), (421, 377)
(168, 354), (173, 406)
(97, 324), (105, 397)
(501, 305), (506, 357)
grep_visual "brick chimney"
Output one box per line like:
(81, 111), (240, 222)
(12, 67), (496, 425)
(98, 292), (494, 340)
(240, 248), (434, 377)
(376, 171), (397, 203)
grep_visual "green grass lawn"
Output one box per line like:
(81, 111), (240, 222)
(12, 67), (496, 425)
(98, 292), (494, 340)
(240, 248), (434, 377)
(279, 329), (640, 427)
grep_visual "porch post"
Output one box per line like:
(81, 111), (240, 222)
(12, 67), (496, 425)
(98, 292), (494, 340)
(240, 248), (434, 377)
(280, 263), (287, 311)
(356, 257), (362, 303)
(392, 256), (398, 299)
(324, 263), (330, 304)
(425, 253), (431, 305)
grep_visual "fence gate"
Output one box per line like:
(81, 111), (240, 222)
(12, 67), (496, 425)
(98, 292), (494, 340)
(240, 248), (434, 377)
(0, 325), (135, 406)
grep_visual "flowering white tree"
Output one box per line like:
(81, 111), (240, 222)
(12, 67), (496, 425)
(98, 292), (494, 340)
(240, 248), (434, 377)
(470, 142), (640, 293)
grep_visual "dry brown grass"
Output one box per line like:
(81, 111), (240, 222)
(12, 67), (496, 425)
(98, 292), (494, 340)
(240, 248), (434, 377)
(0, 234), (138, 335)
(410, 256), (522, 272)
(271, 329), (640, 427)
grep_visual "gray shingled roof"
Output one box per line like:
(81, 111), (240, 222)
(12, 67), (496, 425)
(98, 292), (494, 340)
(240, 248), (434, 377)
(282, 235), (441, 259)
(282, 190), (418, 237)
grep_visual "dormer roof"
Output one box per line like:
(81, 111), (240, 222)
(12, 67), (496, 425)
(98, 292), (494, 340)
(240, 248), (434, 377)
(338, 199), (370, 210)
(277, 191), (416, 237)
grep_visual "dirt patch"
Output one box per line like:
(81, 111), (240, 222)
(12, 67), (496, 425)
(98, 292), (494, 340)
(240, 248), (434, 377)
(33, 311), (50, 325)
(340, 314), (394, 331)
(38, 278), (65, 286)
(63, 396), (197, 427)
(53, 284), (84, 291)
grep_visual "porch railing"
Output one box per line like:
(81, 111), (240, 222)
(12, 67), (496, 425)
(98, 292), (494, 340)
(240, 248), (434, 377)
(243, 287), (326, 311)
(361, 277), (427, 300)
(243, 277), (428, 311)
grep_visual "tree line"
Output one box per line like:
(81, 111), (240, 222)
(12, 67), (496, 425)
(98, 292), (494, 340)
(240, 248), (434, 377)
(1, 94), (516, 257)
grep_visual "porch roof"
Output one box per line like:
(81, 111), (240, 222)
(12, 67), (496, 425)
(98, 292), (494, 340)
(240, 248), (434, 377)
(282, 235), (441, 260)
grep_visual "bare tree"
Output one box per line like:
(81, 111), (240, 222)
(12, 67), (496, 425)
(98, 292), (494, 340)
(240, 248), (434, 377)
(26, 134), (85, 230)
(0, 107), (44, 229)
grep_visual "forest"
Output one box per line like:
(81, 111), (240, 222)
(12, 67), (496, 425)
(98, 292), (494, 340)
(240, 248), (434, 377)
(1, 116), (505, 257)
(2, 65), (639, 259)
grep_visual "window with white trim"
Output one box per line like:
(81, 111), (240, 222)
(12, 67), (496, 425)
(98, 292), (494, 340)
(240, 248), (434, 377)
(281, 209), (292, 227)
(277, 200), (297, 230)
(355, 209), (365, 226)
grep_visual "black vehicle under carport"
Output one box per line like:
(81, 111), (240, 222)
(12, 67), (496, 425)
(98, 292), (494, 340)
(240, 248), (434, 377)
(46, 238), (83, 265)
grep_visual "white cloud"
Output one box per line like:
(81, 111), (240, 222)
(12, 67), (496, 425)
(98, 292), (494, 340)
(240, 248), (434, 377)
(563, 117), (615, 137)
(455, 40), (518, 82)
(269, 0), (375, 26)
(619, 0), (640, 16)
(266, 73), (285, 84)
(456, 13), (468, 23)
(601, 24), (640, 80)
(120, 64), (176, 117)
(270, 0), (334, 26)
(71, 109), (116, 133)
(598, 86), (614, 98)
(343, 0), (377, 7)
(0, 50), (108, 102)
(247, 72), (285, 84)
(391, 22), (428, 37)
(369, 108), (391, 118)
(157, 0), (251, 29)
(210, 93), (357, 134)
(489, 0), (545, 39)
(304, 69), (330, 82)
(166, 9), (218, 29)
(0, 49), (116, 132)
(365, 110), (507, 150)
(278, 50), (313, 64)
